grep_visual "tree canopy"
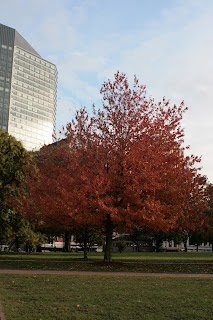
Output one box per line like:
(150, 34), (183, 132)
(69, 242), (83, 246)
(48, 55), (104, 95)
(19, 72), (208, 261)
(0, 129), (33, 243)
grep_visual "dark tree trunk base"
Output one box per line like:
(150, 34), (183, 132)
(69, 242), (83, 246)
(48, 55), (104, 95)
(104, 214), (114, 263)
(64, 232), (71, 252)
(83, 226), (88, 261)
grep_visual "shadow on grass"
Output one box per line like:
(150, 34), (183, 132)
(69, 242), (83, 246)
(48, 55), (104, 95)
(0, 258), (212, 274)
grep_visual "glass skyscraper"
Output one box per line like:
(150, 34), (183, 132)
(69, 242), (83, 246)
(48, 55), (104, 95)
(0, 23), (57, 150)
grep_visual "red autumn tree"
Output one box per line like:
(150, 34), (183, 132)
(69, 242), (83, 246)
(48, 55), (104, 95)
(62, 72), (207, 262)
(205, 183), (213, 249)
(17, 110), (102, 254)
(16, 139), (78, 251)
(18, 71), (207, 262)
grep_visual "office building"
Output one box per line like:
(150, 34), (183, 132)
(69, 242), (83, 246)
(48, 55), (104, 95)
(0, 23), (57, 150)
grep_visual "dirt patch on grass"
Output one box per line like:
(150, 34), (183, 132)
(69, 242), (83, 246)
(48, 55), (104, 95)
(0, 269), (212, 277)
(0, 301), (6, 320)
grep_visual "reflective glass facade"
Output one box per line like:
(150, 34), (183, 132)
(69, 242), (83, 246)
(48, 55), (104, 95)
(0, 23), (57, 150)
(0, 24), (14, 131)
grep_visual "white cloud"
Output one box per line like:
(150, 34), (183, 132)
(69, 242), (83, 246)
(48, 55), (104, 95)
(58, 1), (213, 181)
(1, 0), (213, 180)
(56, 95), (78, 130)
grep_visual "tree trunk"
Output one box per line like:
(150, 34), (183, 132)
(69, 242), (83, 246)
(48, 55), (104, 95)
(64, 232), (71, 252)
(136, 242), (140, 252)
(36, 245), (42, 252)
(83, 226), (88, 260)
(25, 243), (30, 253)
(155, 234), (163, 252)
(14, 237), (19, 252)
(104, 214), (114, 263)
(196, 244), (199, 252)
(184, 241), (188, 252)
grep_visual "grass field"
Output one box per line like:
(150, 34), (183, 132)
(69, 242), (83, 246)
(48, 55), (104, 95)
(1, 251), (213, 260)
(0, 251), (213, 273)
(0, 274), (213, 320)
(0, 252), (212, 319)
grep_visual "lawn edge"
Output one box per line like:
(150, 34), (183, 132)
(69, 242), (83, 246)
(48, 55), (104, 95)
(0, 269), (213, 277)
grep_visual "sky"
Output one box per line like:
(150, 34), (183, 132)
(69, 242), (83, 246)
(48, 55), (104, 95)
(1, 0), (213, 181)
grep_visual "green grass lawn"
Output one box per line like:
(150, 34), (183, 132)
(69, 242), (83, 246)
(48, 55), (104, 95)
(113, 251), (213, 261)
(1, 251), (213, 261)
(0, 252), (213, 273)
(0, 274), (212, 320)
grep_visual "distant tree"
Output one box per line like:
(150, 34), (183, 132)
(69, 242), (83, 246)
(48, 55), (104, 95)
(189, 230), (207, 252)
(6, 212), (46, 252)
(205, 183), (213, 250)
(129, 228), (144, 252)
(189, 183), (213, 252)
(16, 140), (78, 252)
(116, 241), (126, 253)
(0, 129), (33, 242)
(75, 226), (104, 259)
(129, 227), (153, 252)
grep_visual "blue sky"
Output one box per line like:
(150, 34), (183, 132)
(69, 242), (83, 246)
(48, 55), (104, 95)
(1, 0), (213, 181)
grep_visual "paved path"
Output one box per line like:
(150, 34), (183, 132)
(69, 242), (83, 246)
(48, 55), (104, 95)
(0, 269), (213, 277)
